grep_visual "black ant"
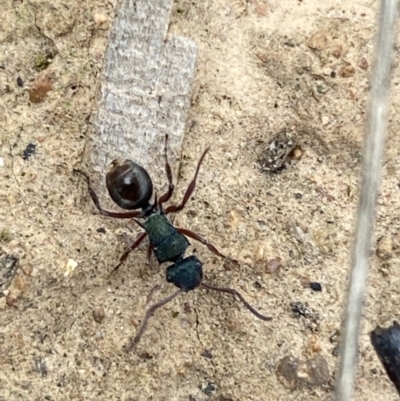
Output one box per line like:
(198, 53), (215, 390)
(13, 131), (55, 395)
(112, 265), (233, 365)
(75, 136), (271, 350)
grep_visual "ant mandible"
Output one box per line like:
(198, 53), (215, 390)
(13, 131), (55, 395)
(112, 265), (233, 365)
(76, 136), (271, 350)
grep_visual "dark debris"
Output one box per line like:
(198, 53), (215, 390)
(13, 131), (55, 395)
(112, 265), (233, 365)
(310, 282), (322, 291)
(200, 382), (216, 396)
(33, 356), (48, 377)
(0, 254), (19, 293)
(23, 143), (37, 160)
(371, 323), (400, 395)
(258, 129), (302, 173)
(201, 349), (213, 359)
(290, 301), (316, 319)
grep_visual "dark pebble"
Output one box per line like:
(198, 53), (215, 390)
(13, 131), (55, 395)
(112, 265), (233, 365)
(310, 282), (322, 291)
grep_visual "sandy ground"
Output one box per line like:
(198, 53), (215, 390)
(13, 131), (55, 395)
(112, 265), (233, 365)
(1, 0), (400, 400)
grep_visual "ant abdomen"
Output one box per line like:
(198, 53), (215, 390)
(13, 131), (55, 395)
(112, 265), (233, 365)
(106, 159), (153, 210)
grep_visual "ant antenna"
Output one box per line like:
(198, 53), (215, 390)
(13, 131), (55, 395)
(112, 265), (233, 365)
(201, 283), (272, 321)
(124, 289), (182, 352)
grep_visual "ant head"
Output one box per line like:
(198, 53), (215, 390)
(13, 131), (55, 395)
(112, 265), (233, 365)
(166, 256), (203, 291)
(106, 159), (153, 210)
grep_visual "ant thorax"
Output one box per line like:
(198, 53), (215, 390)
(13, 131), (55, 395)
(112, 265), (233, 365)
(143, 213), (189, 264)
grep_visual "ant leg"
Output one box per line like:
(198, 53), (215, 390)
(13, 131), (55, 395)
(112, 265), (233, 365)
(123, 289), (182, 352)
(145, 284), (161, 305)
(110, 232), (148, 274)
(75, 169), (141, 219)
(176, 227), (226, 259)
(201, 283), (272, 321)
(158, 135), (175, 206)
(145, 243), (154, 265)
(165, 148), (210, 215)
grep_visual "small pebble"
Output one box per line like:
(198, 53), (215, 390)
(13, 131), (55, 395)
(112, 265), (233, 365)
(310, 282), (322, 291)
(93, 13), (109, 29)
(6, 293), (17, 306)
(64, 259), (78, 277)
(223, 258), (239, 271)
(13, 275), (26, 291)
(201, 349), (213, 359)
(93, 307), (106, 323)
(321, 116), (330, 125)
(201, 382), (216, 396)
(340, 65), (355, 78)
(358, 57), (369, 70)
(266, 258), (282, 274)
(376, 236), (392, 260)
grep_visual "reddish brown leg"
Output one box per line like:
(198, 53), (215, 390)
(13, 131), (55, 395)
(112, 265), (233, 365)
(176, 227), (226, 259)
(145, 243), (154, 265)
(75, 169), (141, 219)
(110, 232), (148, 274)
(158, 135), (175, 206)
(123, 289), (182, 352)
(164, 148), (210, 215)
(201, 283), (272, 321)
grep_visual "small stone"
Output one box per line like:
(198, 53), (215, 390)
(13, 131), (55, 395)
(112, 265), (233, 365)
(292, 147), (303, 160)
(0, 228), (11, 242)
(321, 116), (330, 126)
(93, 307), (106, 324)
(309, 335), (322, 353)
(6, 292), (17, 306)
(307, 32), (329, 51)
(266, 258), (282, 274)
(310, 282), (322, 291)
(201, 382), (216, 396)
(376, 236), (392, 260)
(64, 259), (78, 277)
(201, 349), (213, 359)
(29, 73), (52, 103)
(340, 65), (355, 78)
(21, 264), (33, 276)
(93, 13), (109, 30)
(223, 258), (239, 271)
(358, 57), (369, 70)
(13, 275), (26, 291)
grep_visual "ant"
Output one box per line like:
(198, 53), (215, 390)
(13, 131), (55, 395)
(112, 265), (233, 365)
(75, 136), (271, 350)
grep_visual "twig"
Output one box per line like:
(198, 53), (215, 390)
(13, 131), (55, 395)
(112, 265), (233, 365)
(335, 1), (398, 400)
